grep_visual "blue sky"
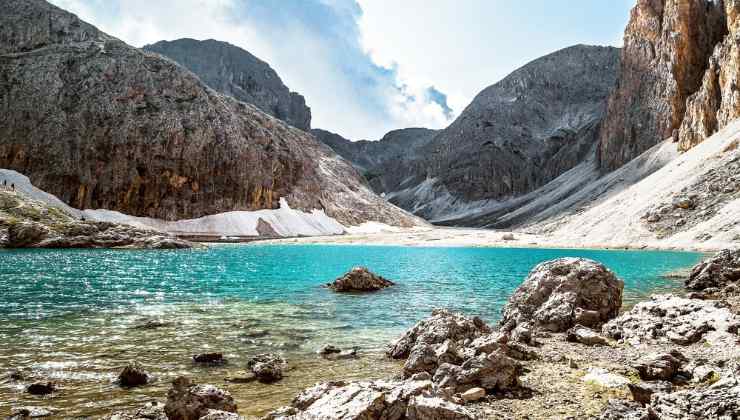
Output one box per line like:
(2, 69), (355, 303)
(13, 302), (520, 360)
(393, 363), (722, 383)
(50, 0), (633, 140)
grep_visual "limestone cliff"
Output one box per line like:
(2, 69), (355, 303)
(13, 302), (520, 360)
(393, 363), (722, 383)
(0, 0), (418, 228)
(599, 0), (730, 170)
(143, 39), (311, 131)
(679, 0), (740, 151)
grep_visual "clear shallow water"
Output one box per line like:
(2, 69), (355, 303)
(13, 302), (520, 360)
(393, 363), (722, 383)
(0, 245), (702, 417)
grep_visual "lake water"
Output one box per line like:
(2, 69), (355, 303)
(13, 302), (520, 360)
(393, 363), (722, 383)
(0, 245), (702, 417)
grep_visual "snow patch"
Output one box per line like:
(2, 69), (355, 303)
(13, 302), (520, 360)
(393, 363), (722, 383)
(83, 198), (346, 237)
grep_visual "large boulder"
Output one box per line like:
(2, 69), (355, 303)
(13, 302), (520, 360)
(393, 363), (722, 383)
(500, 258), (623, 333)
(602, 294), (740, 346)
(326, 267), (395, 292)
(686, 249), (740, 292)
(164, 377), (237, 420)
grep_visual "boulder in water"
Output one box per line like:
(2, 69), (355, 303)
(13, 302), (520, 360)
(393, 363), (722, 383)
(500, 258), (623, 333)
(25, 382), (54, 396)
(247, 354), (286, 383)
(193, 353), (226, 365)
(118, 361), (149, 387)
(164, 377), (237, 420)
(326, 267), (395, 292)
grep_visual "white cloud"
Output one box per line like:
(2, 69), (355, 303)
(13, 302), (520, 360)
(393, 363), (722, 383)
(47, 0), (631, 140)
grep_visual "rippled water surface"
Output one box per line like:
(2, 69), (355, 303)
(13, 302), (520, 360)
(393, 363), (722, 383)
(0, 245), (702, 418)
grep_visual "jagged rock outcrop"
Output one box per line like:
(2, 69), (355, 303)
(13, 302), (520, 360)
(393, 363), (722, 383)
(599, 0), (740, 170)
(602, 294), (740, 346)
(650, 377), (740, 419)
(143, 39), (311, 131)
(686, 248), (740, 291)
(0, 0), (418, 229)
(680, 1), (740, 151)
(326, 267), (395, 292)
(500, 258), (624, 333)
(0, 189), (194, 249)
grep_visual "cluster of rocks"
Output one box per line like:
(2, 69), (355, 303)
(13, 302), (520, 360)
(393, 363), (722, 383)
(325, 267), (395, 292)
(641, 153), (739, 240)
(686, 248), (740, 297)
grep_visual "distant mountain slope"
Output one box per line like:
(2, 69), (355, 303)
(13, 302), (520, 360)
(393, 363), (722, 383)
(327, 45), (619, 224)
(0, 0), (419, 229)
(144, 38), (311, 131)
(311, 127), (438, 192)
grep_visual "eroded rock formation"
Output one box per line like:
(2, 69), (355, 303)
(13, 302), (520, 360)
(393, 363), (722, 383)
(600, 0), (740, 169)
(500, 258), (624, 333)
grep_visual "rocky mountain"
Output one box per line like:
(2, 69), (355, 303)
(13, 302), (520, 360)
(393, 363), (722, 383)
(599, 0), (739, 171)
(143, 38), (311, 131)
(311, 127), (438, 192)
(317, 45), (619, 223)
(0, 0), (418, 229)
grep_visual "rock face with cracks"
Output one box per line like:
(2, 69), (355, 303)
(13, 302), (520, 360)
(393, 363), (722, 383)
(500, 258), (624, 333)
(602, 294), (740, 346)
(686, 248), (740, 291)
(164, 377), (238, 420)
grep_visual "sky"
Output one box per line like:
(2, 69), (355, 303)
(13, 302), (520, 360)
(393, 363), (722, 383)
(49, 0), (634, 140)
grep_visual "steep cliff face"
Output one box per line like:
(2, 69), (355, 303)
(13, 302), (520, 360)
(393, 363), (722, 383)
(143, 39), (311, 131)
(599, 0), (728, 170)
(679, 0), (740, 150)
(0, 0), (418, 228)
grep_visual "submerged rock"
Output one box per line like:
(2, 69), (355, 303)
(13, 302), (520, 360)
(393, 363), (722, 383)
(500, 258), (623, 333)
(118, 361), (149, 387)
(25, 382), (55, 396)
(9, 406), (55, 418)
(247, 354), (286, 383)
(102, 402), (167, 420)
(164, 377), (237, 420)
(602, 294), (740, 346)
(326, 267), (395, 292)
(193, 353), (226, 365)
(686, 248), (740, 292)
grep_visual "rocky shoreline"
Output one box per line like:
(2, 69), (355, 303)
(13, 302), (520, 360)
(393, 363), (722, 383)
(0, 190), (194, 250)
(38, 249), (731, 420)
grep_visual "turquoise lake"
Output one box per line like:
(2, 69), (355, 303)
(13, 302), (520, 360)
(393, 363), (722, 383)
(0, 245), (703, 417)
